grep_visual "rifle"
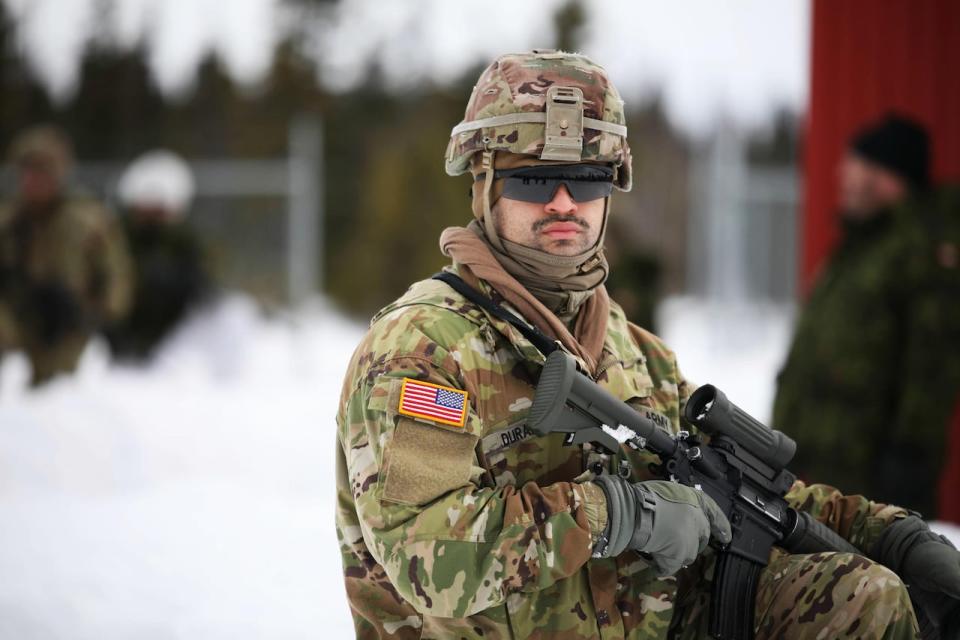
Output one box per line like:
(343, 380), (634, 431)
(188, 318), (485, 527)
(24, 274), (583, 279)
(528, 349), (933, 640)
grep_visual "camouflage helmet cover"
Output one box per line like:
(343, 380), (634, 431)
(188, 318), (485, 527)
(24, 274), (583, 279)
(445, 50), (632, 191)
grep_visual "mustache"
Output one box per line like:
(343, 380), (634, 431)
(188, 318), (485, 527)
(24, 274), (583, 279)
(532, 214), (589, 232)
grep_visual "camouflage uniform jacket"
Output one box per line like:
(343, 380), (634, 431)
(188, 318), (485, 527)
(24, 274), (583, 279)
(336, 266), (907, 639)
(774, 189), (960, 516)
(0, 193), (132, 382)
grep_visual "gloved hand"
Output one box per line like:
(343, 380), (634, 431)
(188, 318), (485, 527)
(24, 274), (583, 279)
(592, 476), (731, 575)
(875, 515), (960, 637)
(26, 280), (84, 345)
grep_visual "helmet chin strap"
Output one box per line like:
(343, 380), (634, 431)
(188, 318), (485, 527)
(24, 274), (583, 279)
(481, 150), (507, 253)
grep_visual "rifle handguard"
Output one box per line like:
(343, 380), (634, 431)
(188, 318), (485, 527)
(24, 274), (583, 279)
(781, 509), (859, 555)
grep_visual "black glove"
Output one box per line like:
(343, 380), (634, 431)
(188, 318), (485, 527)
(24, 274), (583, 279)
(592, 475), (731, 575)
(875, 515), (960, 638)
(26, 281), (85, 345)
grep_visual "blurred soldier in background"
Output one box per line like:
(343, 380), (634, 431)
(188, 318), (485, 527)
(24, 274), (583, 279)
(106, 150), (209, 360)
(605, 244), (662, 332)
(0, 125), (132, 386)
(774, 114), (960, 518)
(334, 54), (960, 639)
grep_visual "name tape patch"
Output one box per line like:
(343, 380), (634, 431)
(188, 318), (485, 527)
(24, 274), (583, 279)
(398, 378), (469, 428)
(481, 423), (537, 456)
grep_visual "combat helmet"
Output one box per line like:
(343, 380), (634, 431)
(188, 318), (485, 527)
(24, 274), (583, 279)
(445, 49), (632, 191)
(117, 150), (196, 220)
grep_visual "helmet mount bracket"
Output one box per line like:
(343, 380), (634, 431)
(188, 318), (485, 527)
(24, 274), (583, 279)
(540, 86), (584, 162)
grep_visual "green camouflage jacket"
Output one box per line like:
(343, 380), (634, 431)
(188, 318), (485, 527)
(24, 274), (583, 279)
(774, 187), (960, 516)
(336, 267), (907, 639)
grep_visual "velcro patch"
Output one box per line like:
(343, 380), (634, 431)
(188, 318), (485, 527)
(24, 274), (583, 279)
(398, 378), (469, 428)
(381, 417), (476, 505)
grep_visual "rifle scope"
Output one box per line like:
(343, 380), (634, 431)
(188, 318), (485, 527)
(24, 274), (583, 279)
(684, 385), (796, 472)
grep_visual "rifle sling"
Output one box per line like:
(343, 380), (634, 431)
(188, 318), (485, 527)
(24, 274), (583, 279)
(432, 271), (559, 358)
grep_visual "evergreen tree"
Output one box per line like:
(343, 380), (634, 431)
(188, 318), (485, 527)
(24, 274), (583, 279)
(0, 2), (54, 153)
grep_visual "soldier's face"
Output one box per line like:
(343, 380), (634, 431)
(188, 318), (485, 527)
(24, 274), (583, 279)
(493, 185), (605, 255)
(17, 158), (60, 208)
(838, 154), (907, 219)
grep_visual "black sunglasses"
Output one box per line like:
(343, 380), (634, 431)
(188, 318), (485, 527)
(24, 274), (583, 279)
(475, 164), (614, 204)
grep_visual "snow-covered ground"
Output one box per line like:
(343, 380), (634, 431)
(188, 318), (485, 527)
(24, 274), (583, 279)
(0, 294), (955, 639)
(0, 295), (364, 639)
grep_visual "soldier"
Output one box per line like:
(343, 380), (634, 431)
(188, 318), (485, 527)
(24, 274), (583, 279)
(336, 53), (960, 639)
(106, 150), (209, 360)
(773, 115), (960, 518)
(0, 125), (132, 385)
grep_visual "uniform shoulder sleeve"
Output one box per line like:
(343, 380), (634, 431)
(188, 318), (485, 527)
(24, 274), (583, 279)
(76, 199), (133, 322)
(337, 302), (602, 617)
(624, 318), (692, 426)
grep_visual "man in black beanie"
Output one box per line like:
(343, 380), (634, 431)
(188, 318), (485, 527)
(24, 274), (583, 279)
(774, 113), (960, 519)
(841, 114), (930, 220)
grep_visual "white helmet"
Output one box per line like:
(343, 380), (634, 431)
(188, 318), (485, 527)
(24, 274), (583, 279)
(117, 150), (195, 219)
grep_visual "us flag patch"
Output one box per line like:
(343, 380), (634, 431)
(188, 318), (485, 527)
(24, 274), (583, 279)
(398, 378), (469, 428)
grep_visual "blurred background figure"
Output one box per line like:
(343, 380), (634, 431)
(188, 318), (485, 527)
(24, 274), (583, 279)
(605, 243), (662, 332)
(0, 124), (131, 386)
(106, 150), (210, 360)
(774, 114), (960, 517)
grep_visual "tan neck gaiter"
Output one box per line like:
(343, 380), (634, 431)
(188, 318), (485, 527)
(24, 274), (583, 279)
(439, 227), (610, 374)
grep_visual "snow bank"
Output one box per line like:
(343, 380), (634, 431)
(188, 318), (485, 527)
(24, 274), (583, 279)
(0, 295), (363, 639)
(0, 294), (955, 639)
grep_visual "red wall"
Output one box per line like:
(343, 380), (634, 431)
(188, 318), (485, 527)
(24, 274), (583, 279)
(803, 0), (960, 291)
